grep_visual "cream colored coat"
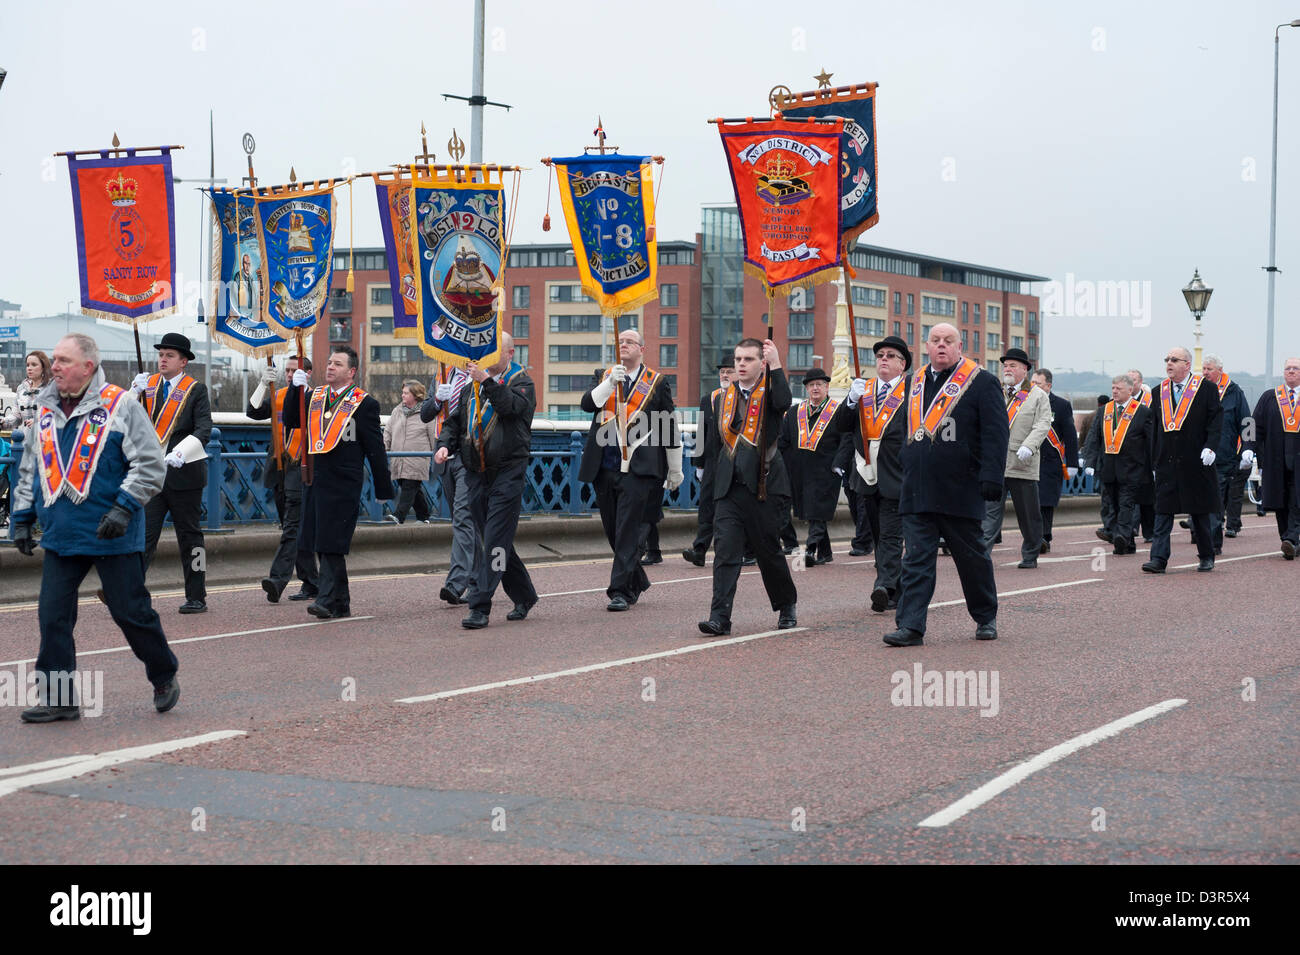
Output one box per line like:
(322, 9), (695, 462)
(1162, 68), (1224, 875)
(384, 403), (439, 481)
(1003, 381), (1054, 480)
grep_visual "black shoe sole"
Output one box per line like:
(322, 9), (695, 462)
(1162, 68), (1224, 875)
(20, 708), (81, 723)
(975, 629), (998, 641)
(506, 601), (537, 621)
(870, 587), (889, 613)
(461, 616), (489, 630)
(288, 592), (318, 601)
(883, 633), (923, 647)
(178, 604), (207, 614)
(698, 621), (731, 636)
(262, 580), (282, 603)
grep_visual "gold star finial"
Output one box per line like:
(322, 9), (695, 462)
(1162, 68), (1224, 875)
(815, 68), (833, 88)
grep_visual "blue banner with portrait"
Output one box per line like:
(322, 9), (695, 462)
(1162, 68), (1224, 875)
(207, 189), (288, 357)
(254, 186), (337, 338)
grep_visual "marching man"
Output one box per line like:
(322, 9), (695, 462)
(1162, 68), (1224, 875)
(778, 368), (841, 568)
(982, 347), (1052, 568)
(1243, 357), (1300, 559)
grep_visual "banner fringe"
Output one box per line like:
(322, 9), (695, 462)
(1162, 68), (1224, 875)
(86, 304), (178, 325)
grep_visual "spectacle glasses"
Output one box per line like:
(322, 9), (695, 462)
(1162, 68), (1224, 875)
(1163, 356), (1188, 363)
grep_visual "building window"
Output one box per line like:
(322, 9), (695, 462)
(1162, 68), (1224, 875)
(329, 290), (352, 314)
(512, 314), (529, 339)
(1013, 335), (1023, 348)
(659, 344), (677, 368)
(549, 284), (592, 303)
(893, 291), (901, 314)
(788, 344), (813, 368)
(330, 317), (351, 342)
(987, 304), (1001, 324)
(987, 360), (999, 374)
(1028, 311), (1038, 333)
(549, 374), (595, 392)
(987, 332), (1000, 350)
(921, 296), (955, 317)
(1011, 308), (1024, 326)
(512, 286), (530, 309)
(789, 312), (814, 339)
(660, 313), (678, 337)
(961, 329), (968, 349)
(369, 345), (424, 362)
(973, 330), (981, 351)
(661, 373), (677, 394)
(658, 248), (695, 265)
(660, 284), (679, 307)
(906, 294), (914, 316)
(371, 316), (394, 335)
(549, 314), (603, 333)
(921, 324), (932, 341)
(906, 323), (915, 345)
(852, 286), (886, 308)
(973, 303), (981, 324)
(516, 344), (529, 368)
(370, 286), (392, 306)
(1028, 341), (1037, 359)
(855, 317), (886, 337)
(893, 321), (901, 336)
(857, 347), (877, 368)
(549, 344), (604, 363)
(789, 286), (814, 310)
(961, 302), (969, 324)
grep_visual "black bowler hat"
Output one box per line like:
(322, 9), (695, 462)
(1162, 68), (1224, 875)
(873, 335), (912, 370)
(154, 332), (195, 361)
(1097, 394), (1110, 407)
(716, 357), (735, 370)
(803, 368), (831, 385)
(999, 347), (1032, 370)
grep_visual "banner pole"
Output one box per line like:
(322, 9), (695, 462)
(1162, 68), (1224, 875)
(298, 330), (312, 486)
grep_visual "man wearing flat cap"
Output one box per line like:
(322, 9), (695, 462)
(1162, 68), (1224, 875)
(130, 332), (211, 614)
(981, 347), (1053, 568)
(779, 368), (841, 567)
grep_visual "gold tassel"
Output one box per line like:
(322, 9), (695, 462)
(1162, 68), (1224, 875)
(346, 177), (355, 293)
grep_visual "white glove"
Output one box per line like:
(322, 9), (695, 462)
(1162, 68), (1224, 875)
(590, 376), (615, 406)
(1085, 467), (1095, 477)
(695, 467), (703, 481)
(259, 365), (277, 385)
(1067, 467), (1078, 479)
(131, 372), (150, 394)
(846, 377), (868, 407)
(292, 370), (309, 388)
(1016, 445), (1033, 463)
(833, 467), (844, 477)
(1078, 456), (1086, 469)
(436, 383), (455, 402)
(666, 470), (684, 490)
(610, 364), (628, 383)
(1240, 449), (1255, 469)
(1200, 448), (1216, 467)
(665, 445), (683, 490)
(250, 381), (268, 408)
(165, 449), (186, 469)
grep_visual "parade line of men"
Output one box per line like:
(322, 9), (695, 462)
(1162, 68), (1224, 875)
(7, 329), (1300, 720)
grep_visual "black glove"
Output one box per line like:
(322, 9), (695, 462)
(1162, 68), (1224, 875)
(96, 504), (133, 540)
(11, 522), (36, 556)
(980, 481), (1004, 502)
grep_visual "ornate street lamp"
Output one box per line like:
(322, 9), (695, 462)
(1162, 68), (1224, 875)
(1181, 269), (1213, 373)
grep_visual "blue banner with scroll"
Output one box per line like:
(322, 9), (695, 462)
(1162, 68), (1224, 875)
(207, 189), (287, 358)
(254, 185), (337, 337)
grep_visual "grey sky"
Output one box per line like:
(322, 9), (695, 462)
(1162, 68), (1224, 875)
(1, 0), (1296, 375)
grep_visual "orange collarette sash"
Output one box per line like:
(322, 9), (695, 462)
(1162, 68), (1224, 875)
(272, 387), (303, 468)
(307, 386), (367, 454)
(599, 365), (662, 433)
(719, 381), (765, 457)
(37, 384), (128, 505)
(1045, 427), (1069, 479)
(1005, 388), (1030, 426)
(1104, 397), (1140, 455)
(1277, 386), (1300, 433)
(907, 358), (981, 443)
(858, 378), (906, 465)
(1159, 374), (1202, 432)
(145, 373), (197, 446)
(1216, 375), (1242, 452)
(797, 397), (839, 451)
(1139, 388), (1152, 408)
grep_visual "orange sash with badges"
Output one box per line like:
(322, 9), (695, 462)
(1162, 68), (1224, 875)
(1277, 386), (1300, 433)
(145, 373), (196, 446)
(719, 381), (765, 457)
(1159, 374), (1202, 432)
(1045, 428), (1069, 478)
(797, 397), (838, 451)
(1104, 397), (1140, 454)
(307, 386), (366, 454)
(272, 387), (303, 467)
(37, 384), (128, 504)
(1005, 388), (1030, 426)
(906, 358), (981, 443)
(858, 378), (905, 464)
(600, 365), (662, 439)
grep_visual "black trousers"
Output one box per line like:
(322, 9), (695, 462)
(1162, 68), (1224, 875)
(805, 519), (831, 558)
(691, 474), (716, 554)
(143, 485), (206, 602)
(1103, 482), (1138, 542)
(710, 484), (797, 626)
(872, 494), (902, 596)
(640, 521), (660, 559)
(466, 461), (537, 614)
(316, 551), (351, 614)
(595, 469), (657, 600)
(296, 486), (319, 597)
(1040, 505), (1055, 543)
(780, 500), (798, 550)
(268, 479), (318, 591)
(1130, 501), (1155, 539)
(1224, 461), (1247, 532)
(1274, 464), (1299, 543)
(1150, 511), (1213, 563)
(848, 486), (876, 552)
(1209, 460), (1240, 547)
(897, 512), (997, 634)
(394, 478), (431, 522)
(38, 550), (178, 693)
(982, 477), (1042, 562)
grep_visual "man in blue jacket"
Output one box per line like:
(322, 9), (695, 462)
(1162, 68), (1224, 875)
(9, 334), (180, 722)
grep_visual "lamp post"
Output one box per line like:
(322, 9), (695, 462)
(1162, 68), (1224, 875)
(1265, 20), (1300, 390)
(1181, 269), (1213, 373)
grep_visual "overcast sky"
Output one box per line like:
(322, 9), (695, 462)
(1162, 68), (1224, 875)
(1, 0), (1297, 375)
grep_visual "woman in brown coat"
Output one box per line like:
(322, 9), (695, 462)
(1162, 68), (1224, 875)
(384, 380), (440, 523)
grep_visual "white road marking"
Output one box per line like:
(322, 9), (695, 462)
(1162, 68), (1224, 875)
(928, 577), (1102, 609)
(1172, 551), (1280, 569)
(0, 730), (246, 799)
(0, 754), (94, 777)
(397, 627), (809, 703)
(0, 617), (373, 668)
(916, 698), (1188, 828)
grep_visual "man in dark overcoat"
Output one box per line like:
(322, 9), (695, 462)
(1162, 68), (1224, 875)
(1097, 374), (1153, 555)
(1030, 368), (1079, 553)
(778, 368), (841, 567)
(1242, 356), (1300, 559)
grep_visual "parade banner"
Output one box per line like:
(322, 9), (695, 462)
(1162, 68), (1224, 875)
(66, 150), (178, 321)
(373, 175), (420, 338)
(254, 184), (338, 338)
(551, 154), (657, 317)
(409, 168), (506, 367)
(717, 118), (844, 292)
(207, 189), (288, 358)
(777, 82), (879, 246)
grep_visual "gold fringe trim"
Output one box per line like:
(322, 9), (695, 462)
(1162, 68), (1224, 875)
(392, 325), (418, 340)
(86, 304), (178, 325)
(210, 335), (292, 361)
(598, 285), (660, 320)
(741, 261), (842, 298)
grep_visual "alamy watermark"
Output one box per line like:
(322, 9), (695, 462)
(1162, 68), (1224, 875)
(890, 663), (999, 717)
(1039, 272), (1152, 328)
(0, 664), (103, 716)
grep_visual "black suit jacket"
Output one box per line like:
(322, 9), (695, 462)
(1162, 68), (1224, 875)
(1244, 389), (1300, 510)
(147, 377), (211, 492)
(1149, 376), (1223, 514)
(778, 399), (841, 521)
(1098, 401), (1154, 487)
(247, 387), (303, 492)
(577, 366), (678, 483)
(898, 364), (1008, 521)
(1038, 391), (1080, 507)
(437, 369), (535, 473)
(711, 369), (792, 501)
(830, 379), (907, 500)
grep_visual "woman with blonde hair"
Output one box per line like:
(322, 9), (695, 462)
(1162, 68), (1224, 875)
(4, 350), (52, 430)
(384, 379), (439, 523)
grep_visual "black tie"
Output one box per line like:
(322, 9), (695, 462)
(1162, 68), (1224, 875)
(154, 379), (170, 422)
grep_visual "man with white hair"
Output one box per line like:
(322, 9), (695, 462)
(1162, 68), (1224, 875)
(1199, 354), (1251, 552)
(1243, 357), (1300, 558)
(8, 334), (180, 721)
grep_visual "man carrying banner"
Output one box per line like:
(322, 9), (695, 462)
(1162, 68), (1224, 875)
(130, 333), (211, 614)
(579, 328), (682, 611)
(284, 345), (393, 618)
(699, 338), (798, 636)
(836, 335), (911, 612)
(1142, 346), (1223, 574)
(1030, 368), (1079, 553)
(1096, 374), (1153, 555)
(884, 324), (1007, 646)
(1243, 357), (1300, 559)
(247, 355), (319, 603)
(1200, 355), (1251, 552)
(434, 333), (539, 629)
(421, 364), (478, 604)
(778, 368), (840, 567)
(9, 334), (180, 721)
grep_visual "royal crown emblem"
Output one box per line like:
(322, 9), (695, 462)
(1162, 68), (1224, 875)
(106, 171), (138, 206)
(755, 153), (810, 206)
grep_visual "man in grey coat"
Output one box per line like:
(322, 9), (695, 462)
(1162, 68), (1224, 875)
(421, 364), (479, 605)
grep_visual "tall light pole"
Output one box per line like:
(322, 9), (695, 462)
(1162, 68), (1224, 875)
(1265, 21), (1300, 389)
(442, 0), (512, 164)
(1182, 269), (1213, 373)
(173, 110), (226, 391)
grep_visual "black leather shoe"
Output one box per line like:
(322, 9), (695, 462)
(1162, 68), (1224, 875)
(1141, 560), (1167, 574)
(781, 545), (796, 555)
(1282, 540), (1297, 560)
(178, 600), (207, 614)
(1040, 540), (1050, 554)
(461, 610), (489, 629)
(681, 549), (706, 567)
(639, 553), (662, 566)
(816, 553), (833, 565)
(307, 602), (350, 619)
(993, 534), (1003, 544)
(607, 595), (630, 612)
(288, 589), (317, 601)
(1225, 529), (1238, 538)
(1214, 546), (1222, 555)
(870, 586), (889, 613)
(1016, 558), (1037, 569)
(698, 618), (731, 637)
(742, 555), (757, 566)
(1095, 528), (1113, 542)
(1178, 518), (1190, 529)
(975, 621), (998, 640)
(507, 598), (537, 621)
(153, 676), (180, 713)
(883, 628), (924, 647)
(20, 704), (81, 723)
(1113, 537), (1132, 555)
(804, 551), (815, 568)
(1197, 557), (1214, 572)
(849, 547), (870, 557)
(440, 586), (468, 605)
(95, 588), (108, 605)
(261, 578), (283, 603)
(777, 604), (797, 629)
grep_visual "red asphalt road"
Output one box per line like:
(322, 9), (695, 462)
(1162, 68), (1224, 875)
(0, 514), (1296, 864)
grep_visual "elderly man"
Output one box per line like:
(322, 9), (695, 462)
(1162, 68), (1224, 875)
(1243, 357), (1300, 559)
(1198, 355), (1251, 552)
(982, 347), (1052, 567)
(1091, 374), (1153, 554)
(885, 324), (1008, 646)
(9, 334), (180, 721)
(1030, 367), (1079, 553)
(1143, 346), (1223, 573)
(779, 368), (841, 567)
